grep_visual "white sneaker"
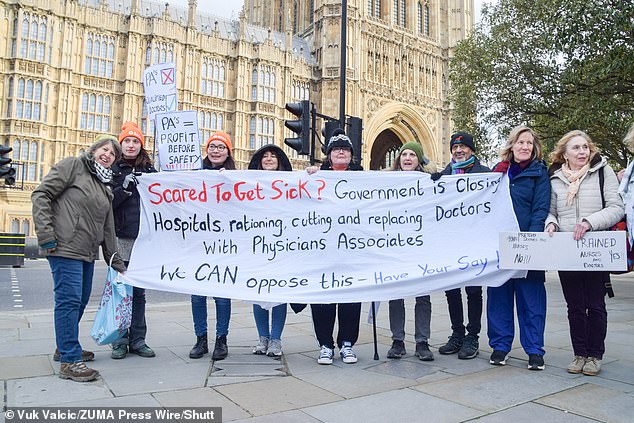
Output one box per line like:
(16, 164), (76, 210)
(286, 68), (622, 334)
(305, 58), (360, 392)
(317, 345), (334, 365)
(266, 339), (283, 357)
(340, 341), (358, 364)
(252, 336), (269, 355)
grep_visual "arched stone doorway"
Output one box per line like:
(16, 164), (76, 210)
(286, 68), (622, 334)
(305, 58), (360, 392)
(363, 103), (440, 171)
(370, 129), (402, 170)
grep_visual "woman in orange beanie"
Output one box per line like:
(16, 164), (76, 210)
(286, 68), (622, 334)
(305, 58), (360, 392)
(203, 131), (235, 170)
(189, 132), (235, 361)
(110, 121), (156, 360)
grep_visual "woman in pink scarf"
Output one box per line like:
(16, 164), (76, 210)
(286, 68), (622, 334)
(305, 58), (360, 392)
(545, 130), (624, 376)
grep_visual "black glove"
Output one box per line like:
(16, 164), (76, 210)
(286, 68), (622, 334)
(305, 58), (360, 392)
(430, 172), (442, 181)
(122, 173), (138, 191)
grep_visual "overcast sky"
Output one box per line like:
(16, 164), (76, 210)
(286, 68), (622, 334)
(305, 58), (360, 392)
(169, 0), (244, 19)
(170, 1), (492, 22)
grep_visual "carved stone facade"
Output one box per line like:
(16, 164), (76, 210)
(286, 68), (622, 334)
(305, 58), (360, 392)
(0, 0), (473, 234)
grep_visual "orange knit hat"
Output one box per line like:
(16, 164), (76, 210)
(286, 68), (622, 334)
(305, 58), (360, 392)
(205, 131), (232, 155)
(119, 121), (144, 146)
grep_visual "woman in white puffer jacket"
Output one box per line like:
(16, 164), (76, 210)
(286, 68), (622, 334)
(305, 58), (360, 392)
(545, 130), (624, 377)
(617, 124), (634, 244)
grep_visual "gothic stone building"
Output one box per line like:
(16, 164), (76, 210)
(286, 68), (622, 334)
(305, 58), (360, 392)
(0, 0), (473, 235)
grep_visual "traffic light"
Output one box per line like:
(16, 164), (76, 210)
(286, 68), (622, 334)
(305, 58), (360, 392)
(321, 121), (341, 155)
(347, 117), (363, 164)
(284, 100), (311, 155)
(0, 145), (16, 185)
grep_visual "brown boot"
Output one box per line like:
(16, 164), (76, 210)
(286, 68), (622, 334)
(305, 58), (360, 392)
(59, 362), (100, 382)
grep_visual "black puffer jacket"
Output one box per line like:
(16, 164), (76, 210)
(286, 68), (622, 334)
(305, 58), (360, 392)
(111, 160), (157, 239)
(320, 160), (363, 171)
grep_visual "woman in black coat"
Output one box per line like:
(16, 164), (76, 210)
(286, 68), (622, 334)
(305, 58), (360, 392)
(110, 122), (157, 360)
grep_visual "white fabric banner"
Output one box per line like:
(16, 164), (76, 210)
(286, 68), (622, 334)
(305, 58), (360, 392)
(123, 171), (526, 303)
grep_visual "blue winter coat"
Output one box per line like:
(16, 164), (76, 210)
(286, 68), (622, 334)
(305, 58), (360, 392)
(497, 159), (551, 282)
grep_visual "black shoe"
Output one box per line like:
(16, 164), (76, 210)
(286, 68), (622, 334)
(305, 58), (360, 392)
(489, 350), (508, 366)
(212, 335), (228, 360)
(386, 340), (406, 359)
(528, 354), (545, 370)
(458, 334), (479, 360)
(438, 334), (464, 355)
(415, 342), (434, 361)
(189, 334), (208, 359)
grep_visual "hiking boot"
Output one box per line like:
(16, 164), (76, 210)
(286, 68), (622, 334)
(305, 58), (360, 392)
(266, 339), (283, 357)
(111, 344), (128, 360)
(582, 357), (601, 376)
(415, 342), (434, 361)
(129, 344), (156, 358)
(212, 335), (228, 360)
(339, 341), (358, 364)
(54, 348), (94, 362)
(438, 334), (464, 355)
(253, 336), (269, 355)
(59, 362), (99, 382)
(528, 354), (545, 370)
(567, 356), (586, 374)
(458, 334), (479, 360)
(387, 340), (406, 359)
(317, 345), (334, 365)
(489, 350), (508, 366)
(189, 334), (208, 359)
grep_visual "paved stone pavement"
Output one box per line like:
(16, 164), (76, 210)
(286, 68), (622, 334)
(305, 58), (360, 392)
(1, 271), (633, 422)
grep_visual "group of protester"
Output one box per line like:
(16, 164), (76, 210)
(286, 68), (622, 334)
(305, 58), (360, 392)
(32, 120), (633, 382)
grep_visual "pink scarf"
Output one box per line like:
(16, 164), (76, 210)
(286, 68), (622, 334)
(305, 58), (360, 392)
(560, 162), (590, 206)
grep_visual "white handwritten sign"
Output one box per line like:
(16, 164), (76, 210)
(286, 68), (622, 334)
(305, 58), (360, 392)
(143, 62), (177, 121)
(499, 231), (627, 271)
(155, 111), (202, 171)
(123, 172), (526, 303)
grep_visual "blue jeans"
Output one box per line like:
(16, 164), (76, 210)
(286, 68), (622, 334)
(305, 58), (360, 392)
(191, 295), (231, 337)
(253, 303), (287, 340)
(47, 256), (94, 363)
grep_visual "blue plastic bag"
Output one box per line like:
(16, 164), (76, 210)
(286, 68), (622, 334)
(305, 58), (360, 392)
(90, 265), (132, 345)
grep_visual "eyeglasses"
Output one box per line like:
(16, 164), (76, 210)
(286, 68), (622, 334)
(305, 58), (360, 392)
(331, 147), (351, 153)
(208, 144), (227, 151)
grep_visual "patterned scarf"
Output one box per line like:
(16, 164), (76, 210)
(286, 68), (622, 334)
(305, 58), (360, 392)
(93, 160), (113, 183)
(451, 156), (476, 175)
(560, 162), (590, 206)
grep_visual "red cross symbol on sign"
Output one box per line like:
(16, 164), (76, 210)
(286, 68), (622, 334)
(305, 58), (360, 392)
(161, 68), (174, 84)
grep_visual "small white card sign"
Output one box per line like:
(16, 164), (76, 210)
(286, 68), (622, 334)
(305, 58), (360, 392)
(143, 62), (177, 121)
(499, 231), (627, 271)
(155, 110), (202, 171)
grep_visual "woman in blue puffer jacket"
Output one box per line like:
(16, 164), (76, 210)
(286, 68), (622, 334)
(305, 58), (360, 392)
(487, 125), (551, 371)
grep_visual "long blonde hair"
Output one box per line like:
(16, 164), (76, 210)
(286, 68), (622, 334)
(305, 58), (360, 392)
(499, 125), (542, 162)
